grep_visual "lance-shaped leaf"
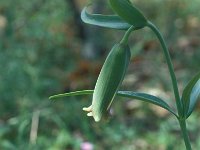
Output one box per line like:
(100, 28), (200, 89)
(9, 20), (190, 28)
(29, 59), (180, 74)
(49, 90), (93, 99)
(109, 0), (147, 27)
(81, 7), (131, 30)
(182, 71), (200, 118)
(50, 90), (177, 117)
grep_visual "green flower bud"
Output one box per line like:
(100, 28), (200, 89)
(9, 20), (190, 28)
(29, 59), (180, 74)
(83, 43), (131, 122)
(109, 0), (147, 27)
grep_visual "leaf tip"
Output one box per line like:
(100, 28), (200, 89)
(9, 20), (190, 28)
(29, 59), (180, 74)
(49, 96), (54, 100)
(49, 95), (57, 100)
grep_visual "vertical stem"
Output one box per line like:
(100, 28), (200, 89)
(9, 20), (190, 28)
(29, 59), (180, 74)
(146, 21), (183, 117)
(146, 21), (192, 149)
(179, 119), (192, 150)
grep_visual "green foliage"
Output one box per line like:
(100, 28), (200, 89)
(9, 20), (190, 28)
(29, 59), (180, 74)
(81, 6), (131, 30)
(51, 0), (200, 149)
(182, 72), (200, 118)
(50, 90), (176, 117)
(0, 0), (200, 149)
(0, 0), (76, 148)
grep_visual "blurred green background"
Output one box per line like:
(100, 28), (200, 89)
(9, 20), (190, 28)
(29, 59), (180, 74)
(0, 0), (200, 149)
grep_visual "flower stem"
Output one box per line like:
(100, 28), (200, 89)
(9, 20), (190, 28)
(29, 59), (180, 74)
(120, 26), (144, 45)
(179, 119), (192, 150)
(120, 26), (135, 45)
(146, 21), (183, 117)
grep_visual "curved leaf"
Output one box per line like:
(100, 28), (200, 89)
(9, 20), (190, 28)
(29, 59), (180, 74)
(182, 71), (200, 118)
(50, 90), (177, 117)
(117, 91), (176, 116)
(109, 0), (147, 27)
(81, 7), (131, 30)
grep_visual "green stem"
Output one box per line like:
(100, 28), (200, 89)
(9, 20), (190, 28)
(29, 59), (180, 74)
(120, 26), (136, 45)
(179, 119), (192, 150)
(146, 21), (183, 117)
(147, 20), (192, 149)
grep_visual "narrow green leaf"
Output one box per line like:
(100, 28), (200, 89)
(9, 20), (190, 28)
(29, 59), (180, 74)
(109, 0), (147, 27)
(81, 7), (131, 30)
(117, 91), (176, 116)
(49, 90), (93, 99)
(182, 71), (200, 118)
(50, 90), (177, 117)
